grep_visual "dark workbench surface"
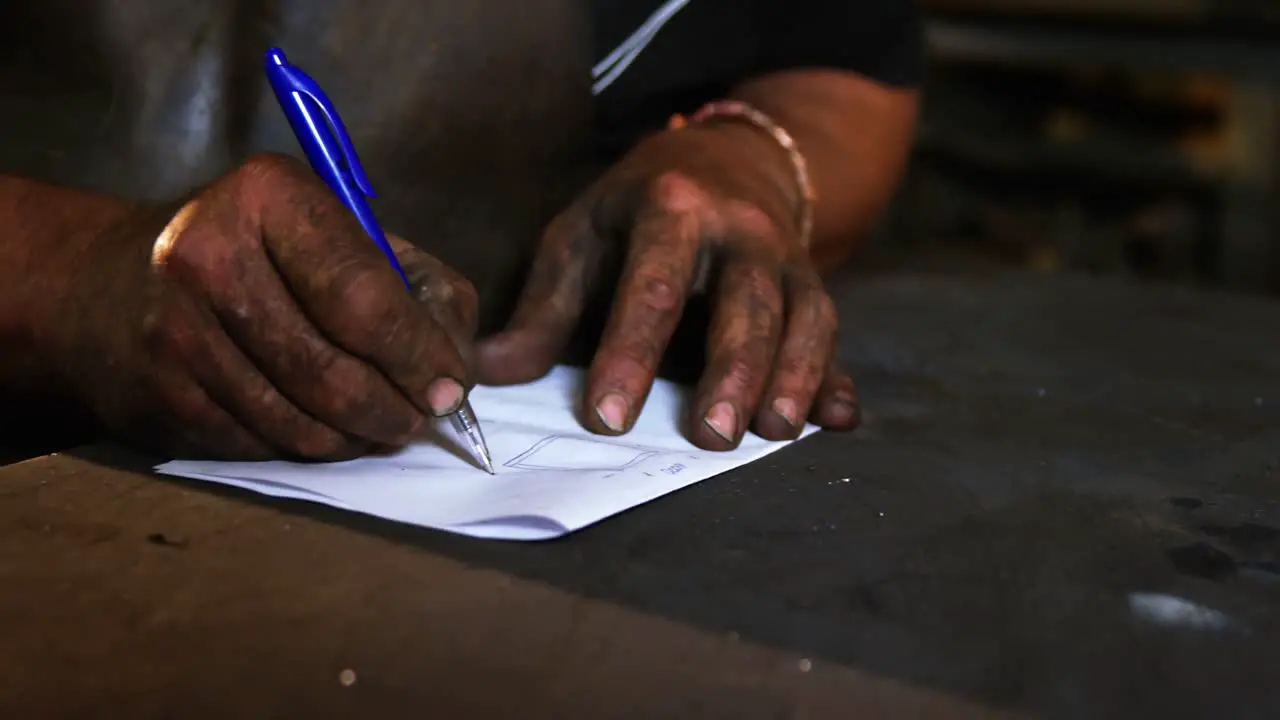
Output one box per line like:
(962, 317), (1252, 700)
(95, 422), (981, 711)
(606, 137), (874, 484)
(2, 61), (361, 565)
(3, 269), (1278, 719)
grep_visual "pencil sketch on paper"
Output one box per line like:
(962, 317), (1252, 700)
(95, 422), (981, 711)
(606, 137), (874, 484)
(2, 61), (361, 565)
(503, 435), (658, 472)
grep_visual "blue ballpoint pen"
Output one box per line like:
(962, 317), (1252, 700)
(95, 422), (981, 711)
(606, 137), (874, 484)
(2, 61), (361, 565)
(264, 47), (495, 474)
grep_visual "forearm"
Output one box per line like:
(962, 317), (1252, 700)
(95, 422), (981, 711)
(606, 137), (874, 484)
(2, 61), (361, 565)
(730, 69), (919, 270)
(0, 175), (133, 391)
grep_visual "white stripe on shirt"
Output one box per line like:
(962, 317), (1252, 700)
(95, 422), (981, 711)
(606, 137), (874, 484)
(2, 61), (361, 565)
(592, 0), (693, 95)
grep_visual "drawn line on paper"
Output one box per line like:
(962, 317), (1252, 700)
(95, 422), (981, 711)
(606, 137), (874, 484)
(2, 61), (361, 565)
(504, 435), (658, 472)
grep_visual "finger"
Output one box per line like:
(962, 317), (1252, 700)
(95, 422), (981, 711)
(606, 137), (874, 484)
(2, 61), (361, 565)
(160, 209), (431, 446)
(243, 155), (471, 420)
(475, 207), (601, 385)
(389, 234), (480, 368)
(174, 240), (431, 445)
(144, 366), (277, 461)
(413, 274), (479, 373)
(583, 206), (701, 435)
(752, 270), (838, 441)
(688, 252), (785, 450)
(809, 358), (861, 431)
(390, 233), (479, 336)
(160, 291), (370, 460)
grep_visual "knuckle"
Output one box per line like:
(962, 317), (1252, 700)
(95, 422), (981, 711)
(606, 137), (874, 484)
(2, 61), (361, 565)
(224, 295), (254, 325)
(789, 276), (838, 326)
(775, 347), (814, 377)
(410, 275), (451, 309)
(742, 262), (780, 292)
(235, 152), (307, 189)
(400, 247), (444, 287)
(647, 172), (706, 214)
(334, 268), (403, 342)
(305, 340), (348, 389)
(449, 281), (481, 337)
(603, 336), (660, 375)
(837, 370), (858, 394)
(456, 278), (479, 318)
(439, 264), (477, 302)
(317, 370), (365, 423)
(389, 410), (422, 440)
(290, 428), (354, 461)
(170, 241), (227, 284)
(633, 269), (685, 314)
(543, 207), (594, 257)
(142, 305), (193, 359)
(160, 380), (216, 430)
(153, 216), (251, 297)
(242, 386), (352, 459)
(309, 362), (419, 443)
(813, 291), (838, 327)
(726, 201), (781, 239)
(721, 357), (760, 389)
(412, 266), (477, 319)
(140, 307), (170, 353)
(732, 264), (784, 314)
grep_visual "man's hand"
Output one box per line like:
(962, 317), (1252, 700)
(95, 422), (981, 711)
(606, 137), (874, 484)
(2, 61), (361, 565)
(477, 123), (858, 450)
(43, 154), (477, 460)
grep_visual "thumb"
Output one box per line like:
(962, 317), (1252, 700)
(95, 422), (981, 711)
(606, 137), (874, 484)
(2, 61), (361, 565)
(474, 208), (599, 385)
(387, 233), (479, 374)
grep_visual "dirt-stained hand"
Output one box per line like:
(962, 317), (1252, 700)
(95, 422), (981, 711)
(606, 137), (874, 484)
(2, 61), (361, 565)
(476, 124), (858, 450)
(50, 153), (477, 460)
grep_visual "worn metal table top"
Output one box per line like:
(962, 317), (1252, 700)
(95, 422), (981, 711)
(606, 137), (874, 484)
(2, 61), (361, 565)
(2, 269), (1278, 719)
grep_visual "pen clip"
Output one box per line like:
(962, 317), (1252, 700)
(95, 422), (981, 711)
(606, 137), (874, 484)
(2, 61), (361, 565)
(264, 48), (376, 198)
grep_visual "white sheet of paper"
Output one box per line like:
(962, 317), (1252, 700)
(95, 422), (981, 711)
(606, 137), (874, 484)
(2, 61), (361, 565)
(154, 365), (816, 541)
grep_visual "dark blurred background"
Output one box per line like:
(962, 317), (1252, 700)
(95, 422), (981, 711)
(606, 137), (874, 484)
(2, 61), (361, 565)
(869, 0), (1280, 297)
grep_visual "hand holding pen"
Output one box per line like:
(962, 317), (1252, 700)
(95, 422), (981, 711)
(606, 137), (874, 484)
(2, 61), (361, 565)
(265, 48), (494, 472)
(39, 60), (489, 463)
(42, 147), (485, 462)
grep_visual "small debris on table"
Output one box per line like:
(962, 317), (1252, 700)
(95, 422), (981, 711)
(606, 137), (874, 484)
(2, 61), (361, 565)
(145, 532), (189, 549)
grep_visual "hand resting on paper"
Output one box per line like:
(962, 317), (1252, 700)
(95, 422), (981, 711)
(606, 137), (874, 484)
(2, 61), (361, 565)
(5, 154), (476, 461)
(476, 119), (861, 451)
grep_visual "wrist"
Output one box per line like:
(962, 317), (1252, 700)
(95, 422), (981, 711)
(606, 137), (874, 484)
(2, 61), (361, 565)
(669, 100), (815, 249)
(0, 176), (137, 391)
(704, 120), (801, 207)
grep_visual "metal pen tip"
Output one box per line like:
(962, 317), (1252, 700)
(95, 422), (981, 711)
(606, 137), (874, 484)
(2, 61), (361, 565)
(446, 399), (496, 475)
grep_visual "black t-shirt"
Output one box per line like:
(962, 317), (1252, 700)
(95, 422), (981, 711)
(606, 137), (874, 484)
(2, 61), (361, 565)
(592, 0), (923, 158)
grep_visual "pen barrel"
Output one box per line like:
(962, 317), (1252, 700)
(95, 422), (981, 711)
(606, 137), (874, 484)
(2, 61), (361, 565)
(331, 180), (411, 288)
(267, 79), (411, 289)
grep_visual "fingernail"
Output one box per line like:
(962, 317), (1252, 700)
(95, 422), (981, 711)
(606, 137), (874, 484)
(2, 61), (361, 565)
(427, 378), (464, 416)
(826, 396), (858, 425)
(595, 392), (629, 433)
(703, 402), (737, 442)
(771, 397), (798, 428)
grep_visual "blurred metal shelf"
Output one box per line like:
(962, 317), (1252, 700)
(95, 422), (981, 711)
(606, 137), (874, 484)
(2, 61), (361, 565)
(926, 17), (1280, 82)
(915, 8), (1280, 292)
(920, 0), (1280, 25)
(922, 0), (1200, 13)
(914, 128), (1214, 190)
